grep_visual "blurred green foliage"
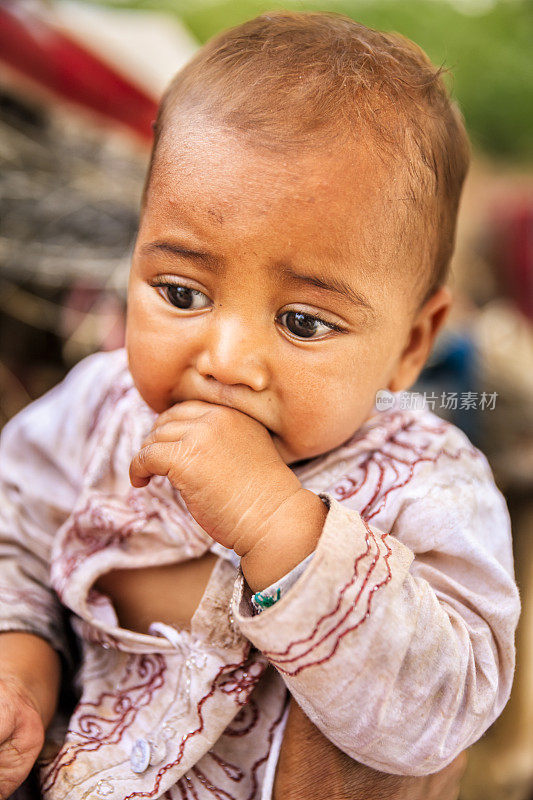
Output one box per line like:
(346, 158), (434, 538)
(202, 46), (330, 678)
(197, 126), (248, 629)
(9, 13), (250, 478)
(86, 0), (533, 162)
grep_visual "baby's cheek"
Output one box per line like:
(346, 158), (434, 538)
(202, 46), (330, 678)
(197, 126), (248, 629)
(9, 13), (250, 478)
(298, 403), (369, 459)
(282, 419), (337, 463)
(128, 357), (169, 414)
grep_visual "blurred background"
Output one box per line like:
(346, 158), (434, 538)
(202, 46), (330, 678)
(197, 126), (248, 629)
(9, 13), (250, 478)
(0, 1), (532, 798)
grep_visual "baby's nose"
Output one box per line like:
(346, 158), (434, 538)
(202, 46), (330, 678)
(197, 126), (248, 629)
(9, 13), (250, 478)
(196, 316), (270, 392)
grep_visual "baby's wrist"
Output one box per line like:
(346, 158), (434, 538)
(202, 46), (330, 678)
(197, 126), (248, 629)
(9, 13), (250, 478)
(230, 469), (303, 556)
(240, 489), (327, 593)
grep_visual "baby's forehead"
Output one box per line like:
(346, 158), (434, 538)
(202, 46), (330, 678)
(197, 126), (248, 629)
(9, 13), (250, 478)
(153, 117), (397, 219)
(141, 12), (469, 314)
(142, 124), (422, 315)
(152, 120), (411, 261)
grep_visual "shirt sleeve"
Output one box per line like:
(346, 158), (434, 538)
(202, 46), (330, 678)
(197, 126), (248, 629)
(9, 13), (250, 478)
(230, 469), (520, 776)
(251, 552), (315, 614)
(0, 351), (123, 660)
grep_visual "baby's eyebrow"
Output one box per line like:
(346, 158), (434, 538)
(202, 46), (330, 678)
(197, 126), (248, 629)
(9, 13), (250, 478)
(279, 266), (374, 312)
(141, 241), (373, 313)
(141, 241), (215, 264)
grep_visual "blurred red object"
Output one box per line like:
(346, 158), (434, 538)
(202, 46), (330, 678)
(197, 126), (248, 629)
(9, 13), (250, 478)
(0, 0), (157, 141)
(490, 192), (533, 321)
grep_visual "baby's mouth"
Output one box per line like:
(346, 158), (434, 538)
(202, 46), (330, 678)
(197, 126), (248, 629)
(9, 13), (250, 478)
(176, 393), (276, 436)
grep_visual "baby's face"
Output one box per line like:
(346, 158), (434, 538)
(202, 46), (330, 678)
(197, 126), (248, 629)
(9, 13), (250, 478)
(127, 121), (424, 465)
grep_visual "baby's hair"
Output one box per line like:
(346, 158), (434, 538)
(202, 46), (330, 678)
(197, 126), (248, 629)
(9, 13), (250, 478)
(143, 11), (470, 307)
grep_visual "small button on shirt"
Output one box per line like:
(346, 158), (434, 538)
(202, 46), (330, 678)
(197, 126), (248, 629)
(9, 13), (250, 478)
(130, 738), (151, 774)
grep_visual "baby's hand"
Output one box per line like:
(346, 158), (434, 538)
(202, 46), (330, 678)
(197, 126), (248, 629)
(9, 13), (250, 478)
(0, 675), (44, 798)
(129, 401), (303, 554)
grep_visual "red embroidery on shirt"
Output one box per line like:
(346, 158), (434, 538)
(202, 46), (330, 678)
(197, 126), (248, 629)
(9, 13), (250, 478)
(246, 691), (290, 800)
(54, 495), (160, 596)
(264, 520), (389, 676)
(87, 381), (133, 438)
(259, 416), (480, 676)
(0, 584), (58, 619)
(122, 656), (260, 800)
(176, 691), (288, 800)
(41, 653), (166, 791)
(222, 698), (259, 736)
(191, 765), (239, 799)
(207, 752), (245, 782)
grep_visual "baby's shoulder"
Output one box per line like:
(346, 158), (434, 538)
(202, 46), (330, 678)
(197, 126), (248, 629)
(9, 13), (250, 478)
(1, 348), (133, 459)
(298, 403), (501, 531)
(62, 347), (130, 398)
(298, 405), (512, 564)
(67, 347), (138, 431)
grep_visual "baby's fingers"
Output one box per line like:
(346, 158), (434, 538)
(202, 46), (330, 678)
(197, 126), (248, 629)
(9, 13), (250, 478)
(141, 421), (188, 449)
(129, 441), (184, 488)
(154, 400), (214, 429)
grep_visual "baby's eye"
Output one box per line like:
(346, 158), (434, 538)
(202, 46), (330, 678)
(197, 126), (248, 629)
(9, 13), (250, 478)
(160, 284), (210, 310)
(278, 311), (337, 339)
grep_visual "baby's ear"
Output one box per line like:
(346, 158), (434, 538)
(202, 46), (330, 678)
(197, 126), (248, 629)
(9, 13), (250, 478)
(388, 286), (452, 392)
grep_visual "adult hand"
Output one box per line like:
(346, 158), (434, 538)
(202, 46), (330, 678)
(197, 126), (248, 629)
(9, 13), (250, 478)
(274, 697), (467, 800)
(0, 676), (44, 799)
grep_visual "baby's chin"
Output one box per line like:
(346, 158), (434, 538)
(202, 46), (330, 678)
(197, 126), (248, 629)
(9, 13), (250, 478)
(270, 435), (311, 468)
(279, 406), (381, 467)
(274, 435), (338, 468)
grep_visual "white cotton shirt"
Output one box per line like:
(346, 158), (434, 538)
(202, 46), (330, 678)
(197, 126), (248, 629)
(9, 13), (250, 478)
(0, 349), (520, 799)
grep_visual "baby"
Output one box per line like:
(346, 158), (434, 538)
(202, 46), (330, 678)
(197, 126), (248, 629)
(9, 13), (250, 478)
(0, 10), (520, 800)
